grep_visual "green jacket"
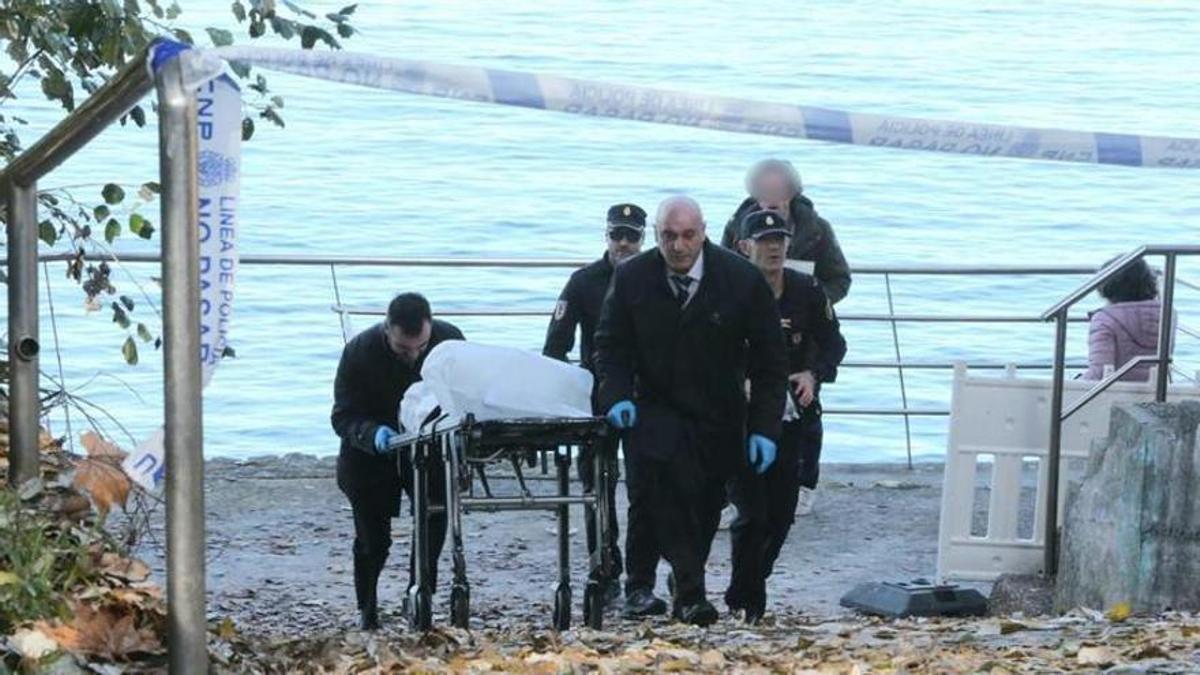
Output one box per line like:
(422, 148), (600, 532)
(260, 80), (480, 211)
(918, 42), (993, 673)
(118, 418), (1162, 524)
(720, 194), (852, 304)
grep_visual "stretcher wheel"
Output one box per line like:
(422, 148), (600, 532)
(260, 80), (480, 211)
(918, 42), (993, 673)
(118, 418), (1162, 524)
(553, 585), (572, 631)
(409, 588), (432, 632)
(450, 585), (470, 629)
(583, 583), (603, 629)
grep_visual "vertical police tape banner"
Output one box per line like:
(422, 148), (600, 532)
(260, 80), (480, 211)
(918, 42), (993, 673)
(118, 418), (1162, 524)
(124, 56), (241, 491)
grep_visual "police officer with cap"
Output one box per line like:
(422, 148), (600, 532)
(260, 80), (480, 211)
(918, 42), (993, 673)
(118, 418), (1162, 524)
(725, 209), (846, 622)
(543, 202), (663, 612)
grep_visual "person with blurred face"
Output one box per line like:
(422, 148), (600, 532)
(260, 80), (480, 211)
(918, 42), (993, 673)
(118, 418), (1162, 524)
(720, 159), (852, 304)
(594, 195), (787, 626)
(725, 210), (847, 623)
(542, 203), (651, 610)
(331, 293), (464, 630)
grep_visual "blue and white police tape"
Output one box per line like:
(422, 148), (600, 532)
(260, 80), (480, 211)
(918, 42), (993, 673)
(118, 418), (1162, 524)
(214, 46), (1198, 170)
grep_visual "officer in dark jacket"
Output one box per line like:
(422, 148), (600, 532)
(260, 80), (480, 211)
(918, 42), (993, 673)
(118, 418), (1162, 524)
(719, 159), (852, 304)
(725, 209), (847, 622)
(331, 293), (464, 630)
(542, 202), (650, 609)
(594, 195), (787, 626)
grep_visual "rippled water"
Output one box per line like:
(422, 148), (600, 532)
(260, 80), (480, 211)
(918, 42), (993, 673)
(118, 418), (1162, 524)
(9, 0), (1200, 462)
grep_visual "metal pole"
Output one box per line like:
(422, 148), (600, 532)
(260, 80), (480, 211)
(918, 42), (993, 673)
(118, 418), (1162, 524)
(1043, 311), (1069, 577)
(5, 180), (40, 488)
(884, 272), (914, 468)
(156, 57), (206, 673)
(1155, 253), (1176, 403)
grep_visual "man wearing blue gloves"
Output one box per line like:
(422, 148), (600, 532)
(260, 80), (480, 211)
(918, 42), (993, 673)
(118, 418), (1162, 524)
(594, 195), (787, 626)
(332, 293), (464, 630)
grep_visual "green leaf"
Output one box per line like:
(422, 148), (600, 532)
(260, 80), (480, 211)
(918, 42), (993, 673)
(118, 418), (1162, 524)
(241, 116), (255, 141)
(166, 2), (182, 19)
(300, 25), (319, 49)
(222, 345), (237, 358)
(38, 220), (58, 246)
(93, 204), (110, 221)
(173, 28), (194, 45)
(137, 223), (155, 239)
(269, 16), (294, 39)
(122, 337), (138, 365)
(269, 95), (284, 108)
(129, 212), (146, 236)
(339, 3), (357, 15)
(129, 105), (146, 127)
(137, 323), (153, 342)
(112, 303), (131, 328)
(230, 60), (251, 79)
(232, 1), (247, 22)
(102, 183), (125, 204)
(138, 181), (160, 201)
(120, 295), (134, 311)
(336, 22), (353, 39)
(261, 107), (285, 128)
(104, 218), (120, 243)
(206, 27), (235, 47)
(142, 181), (161, 194)
(249, 17), (265, 38)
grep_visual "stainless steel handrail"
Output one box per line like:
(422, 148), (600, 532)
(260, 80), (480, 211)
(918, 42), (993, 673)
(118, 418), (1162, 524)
(1040, 244), (1200, 578)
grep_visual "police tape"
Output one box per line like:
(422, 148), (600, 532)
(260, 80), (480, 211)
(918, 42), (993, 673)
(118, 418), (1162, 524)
(213, 46), (1198, 169)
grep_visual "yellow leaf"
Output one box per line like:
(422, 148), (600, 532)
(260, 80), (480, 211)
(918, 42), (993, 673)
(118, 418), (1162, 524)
(0, 570), (20, 586)
(217, 616), (237, 640)
(1106, 602), (1132, 622)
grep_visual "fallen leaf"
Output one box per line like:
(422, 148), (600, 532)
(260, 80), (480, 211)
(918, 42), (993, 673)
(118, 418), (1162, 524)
(9, 628), (60, 660)
(99, 553), (151, 583)
(1130, 643), (1170, 660)
(80, 431), (127, 460)
(0, 570), (20, 586)
(700, 649), (726, 668)
(1000, 620), (1028, 635)
(1077, 646), (1117, 667)
(1106, 602), (1132, 622)
(73, 457), (131, 516)
(217, 616), (238, 640)
(36, 603), (161, 659)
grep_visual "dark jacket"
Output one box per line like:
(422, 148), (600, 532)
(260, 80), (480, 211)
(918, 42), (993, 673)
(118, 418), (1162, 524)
(720, 194), (852, 304)
(777, 268), (848, 408)
(594, 241), (788, 464)
(542, 253), (615, 373)
(331, 319), (464, 488)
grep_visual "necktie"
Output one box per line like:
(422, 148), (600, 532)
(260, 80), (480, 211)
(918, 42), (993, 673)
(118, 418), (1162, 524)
(670, 274), (693, 307)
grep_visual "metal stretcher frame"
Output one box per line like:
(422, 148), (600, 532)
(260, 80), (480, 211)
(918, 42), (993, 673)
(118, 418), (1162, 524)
(391, 414), (614, 631)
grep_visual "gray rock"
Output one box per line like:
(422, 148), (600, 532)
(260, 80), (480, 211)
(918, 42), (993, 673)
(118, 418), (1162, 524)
(1055, 401), (1200, 613)
(989, 573), (1054, 616)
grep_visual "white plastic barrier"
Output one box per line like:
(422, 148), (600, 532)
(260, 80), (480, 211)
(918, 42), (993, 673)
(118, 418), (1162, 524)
(936, 364), (1200, 582)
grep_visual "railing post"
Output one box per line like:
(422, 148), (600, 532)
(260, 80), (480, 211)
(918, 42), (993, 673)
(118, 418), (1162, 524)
(883, 273), (915, 468)
(1155, 253), (1176, 403)
(1044, 310), (1069, 577)
(156, 56), (207, 673)
(5, 180), (40, 488)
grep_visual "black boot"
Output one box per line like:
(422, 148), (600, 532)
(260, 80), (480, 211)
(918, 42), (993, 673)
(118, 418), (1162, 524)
(622, 588), (668, 618)
(359, 598), (380, 631)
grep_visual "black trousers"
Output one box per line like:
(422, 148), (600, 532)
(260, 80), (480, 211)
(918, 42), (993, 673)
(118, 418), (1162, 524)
(726, 415), (823, 612)
(579, 435), (623, 580)
(624, 432), (727, 608)
(338, 451), (448, 614)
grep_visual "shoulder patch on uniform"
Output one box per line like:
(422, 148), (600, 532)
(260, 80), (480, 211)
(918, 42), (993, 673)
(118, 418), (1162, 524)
(554, 300), (568, 321)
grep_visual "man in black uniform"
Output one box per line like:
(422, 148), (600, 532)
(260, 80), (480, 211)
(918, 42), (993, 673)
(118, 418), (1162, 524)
(542, 202), (668, 614)
(331, 293), (465, 630)
(594, 195), (787, 626)
(725, 210), (847, 622)
(719, 158), (852, 304)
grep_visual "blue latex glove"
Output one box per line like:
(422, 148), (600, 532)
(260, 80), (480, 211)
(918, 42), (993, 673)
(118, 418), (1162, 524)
(373, 426), (399, 455)
(747, 434), (777, 475)
(606, 400), (637, 429)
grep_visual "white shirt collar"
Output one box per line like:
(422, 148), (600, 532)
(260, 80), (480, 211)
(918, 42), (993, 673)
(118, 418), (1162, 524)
(666, 248), (704, 305)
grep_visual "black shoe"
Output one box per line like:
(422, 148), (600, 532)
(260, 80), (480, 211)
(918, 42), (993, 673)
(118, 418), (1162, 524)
(674, 600), (719, 627)
(622, 588), (668, 618)
(666, 571), (675, 597)
(359, 607), (380, 631)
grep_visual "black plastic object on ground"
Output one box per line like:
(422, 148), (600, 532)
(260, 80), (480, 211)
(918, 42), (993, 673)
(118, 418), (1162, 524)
(840, 579), (988, 618)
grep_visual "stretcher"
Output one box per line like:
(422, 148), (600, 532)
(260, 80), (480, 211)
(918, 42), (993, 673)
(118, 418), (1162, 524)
(390, 413), (615, 631)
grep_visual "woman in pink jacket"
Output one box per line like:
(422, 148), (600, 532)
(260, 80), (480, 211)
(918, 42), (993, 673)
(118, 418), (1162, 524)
(1083, 258), (1166, 382)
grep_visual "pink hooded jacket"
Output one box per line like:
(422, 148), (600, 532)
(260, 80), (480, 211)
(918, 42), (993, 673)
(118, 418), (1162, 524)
(1082, 299), (1166, 382)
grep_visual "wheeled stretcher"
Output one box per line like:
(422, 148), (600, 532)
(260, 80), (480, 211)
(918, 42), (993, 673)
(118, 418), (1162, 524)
(390, 414), (615, 631)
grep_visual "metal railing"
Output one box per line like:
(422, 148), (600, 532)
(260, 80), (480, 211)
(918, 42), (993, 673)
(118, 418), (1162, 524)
(2, 44), (208, 671)
(39, 250), (1110, 465)
(1039, 244), (1200, 577)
